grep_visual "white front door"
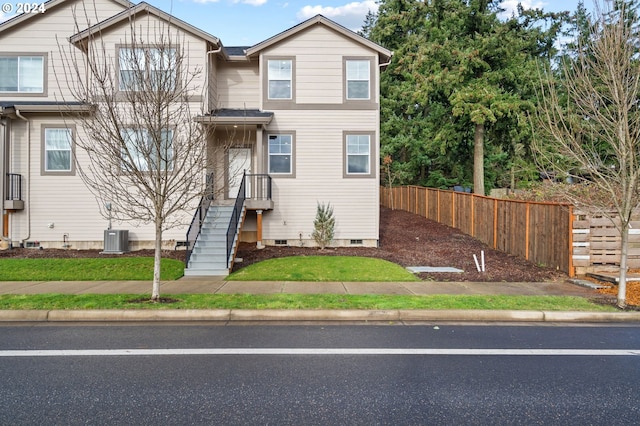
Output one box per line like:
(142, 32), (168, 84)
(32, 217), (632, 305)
(228, 147), (252, 198)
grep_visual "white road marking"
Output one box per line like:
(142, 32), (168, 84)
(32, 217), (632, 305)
(0, 348), (639, 357)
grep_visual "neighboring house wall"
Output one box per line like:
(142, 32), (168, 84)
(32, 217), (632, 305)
(0, 1), (210, 248)
(0, 0), (128, 101)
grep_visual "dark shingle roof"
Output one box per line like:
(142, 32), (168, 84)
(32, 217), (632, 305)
(223, 46), (249, 57)
(209, 108), (273, 119)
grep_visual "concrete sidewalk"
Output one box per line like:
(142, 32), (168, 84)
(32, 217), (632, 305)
(3, 278), (639, 324)
(0, 277), (599, 297)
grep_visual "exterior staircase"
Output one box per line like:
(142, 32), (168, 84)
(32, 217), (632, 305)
(184, 205), (244, 276)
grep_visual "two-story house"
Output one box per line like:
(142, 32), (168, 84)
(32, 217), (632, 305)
(0, 0), (391, 275)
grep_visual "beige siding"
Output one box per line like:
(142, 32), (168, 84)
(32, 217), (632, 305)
(207, 52), (218, 112)
(262, 110), (379, 244)
(0, 0), (128, 102)
(3, 6), (210, 248)
(6, 114), (189, 248)
(217, 61), (260, 109)
(94, 15), (208, 100)
(261, 26), (379, 105)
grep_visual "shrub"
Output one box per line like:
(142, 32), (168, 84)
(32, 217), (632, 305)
(312, 202), (335, 249)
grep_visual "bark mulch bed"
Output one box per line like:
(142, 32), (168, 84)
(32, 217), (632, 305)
(235, 207), (565, 283)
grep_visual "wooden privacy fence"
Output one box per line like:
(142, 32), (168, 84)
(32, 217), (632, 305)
(572, 210), (640, 274)
(380, 186), (574, 276)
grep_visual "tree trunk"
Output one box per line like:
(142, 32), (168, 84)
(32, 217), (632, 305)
(473, 123), (485, 195)
(617, 222), (629, 308)
(510, 165), (515, 191)
(151, 221), (162, 302)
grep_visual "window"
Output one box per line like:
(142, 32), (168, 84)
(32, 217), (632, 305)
(119, 47), (176, 91)
(268, 59), (292, 99)
(346, 59), (370, 100)
(346, 134), (370, 174)
(0, 55), (44, 93)
(344, 133), (375, 178)
(44, 128), (73, 172)
(268, 134), (292, 174)
(121, 128), (173, 171)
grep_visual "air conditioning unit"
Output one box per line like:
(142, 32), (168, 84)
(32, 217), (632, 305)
(102, 229), (129, 254)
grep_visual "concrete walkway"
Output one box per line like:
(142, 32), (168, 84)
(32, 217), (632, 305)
(0, 277), (599, 297)
(3, 278), (639, 324)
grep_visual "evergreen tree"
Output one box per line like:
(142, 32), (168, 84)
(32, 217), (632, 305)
(368, 0), (566, 192)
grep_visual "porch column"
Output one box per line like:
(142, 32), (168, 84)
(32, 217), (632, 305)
(256, 209), (264, 249)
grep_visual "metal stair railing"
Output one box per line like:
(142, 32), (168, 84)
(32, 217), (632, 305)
(226, 172), (246, 268)
(244, 173), (272, 200)
(185, 173), (214, 266)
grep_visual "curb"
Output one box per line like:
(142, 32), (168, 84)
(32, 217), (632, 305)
(1, 309), (640, 323)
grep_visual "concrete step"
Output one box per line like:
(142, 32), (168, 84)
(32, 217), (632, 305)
(192, 246), (226, 255)
(183, 267), (230, 277)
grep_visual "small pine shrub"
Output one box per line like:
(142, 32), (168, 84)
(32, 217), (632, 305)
(312, 202), (335, 250)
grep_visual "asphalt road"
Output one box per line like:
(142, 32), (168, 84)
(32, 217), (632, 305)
(1, 324), (639, 425)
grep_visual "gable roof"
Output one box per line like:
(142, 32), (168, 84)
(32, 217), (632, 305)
(69, 1), (219, 47)
(245, 15), (391, 62)
(0, 0), (132, 34)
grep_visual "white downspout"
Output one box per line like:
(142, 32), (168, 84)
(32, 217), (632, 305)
(15, 109), (31, 246)
(0, 117), (6, 240)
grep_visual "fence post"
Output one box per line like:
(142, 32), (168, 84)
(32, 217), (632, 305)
(452, 191), (456, 228)
(525, 202), (530, 260)
(471, 194), (475, 237)
(425, 188), (429, 218)
(493, 198), (498, 249)
(568, 205), (575, 277)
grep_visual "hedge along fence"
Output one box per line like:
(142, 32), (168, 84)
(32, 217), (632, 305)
(380, 186), (574, 276)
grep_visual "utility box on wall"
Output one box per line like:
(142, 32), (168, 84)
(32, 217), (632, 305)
(102, 230), (129, 254)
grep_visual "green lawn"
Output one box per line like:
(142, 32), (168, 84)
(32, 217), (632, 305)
(228, 256), (419, 282)
(0, 258), (184, 281)
(0, 293), (616, 311)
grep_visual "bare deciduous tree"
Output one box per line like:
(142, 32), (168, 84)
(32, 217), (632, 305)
(533, 1), (640, 308)
(56, 8), (236, 301)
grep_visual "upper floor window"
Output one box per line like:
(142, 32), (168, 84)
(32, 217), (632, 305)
(44, 128), (73, 172)
(268, 59), (292, 99)
(0, 55), (44, 94)
(346, 59), (370, 100)
(119, 47), (177, 92)
(121, 128), (173, 171)
(268, 134), (293, 174)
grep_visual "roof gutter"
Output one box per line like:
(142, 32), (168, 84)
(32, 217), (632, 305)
(379, 52), (393, 68)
